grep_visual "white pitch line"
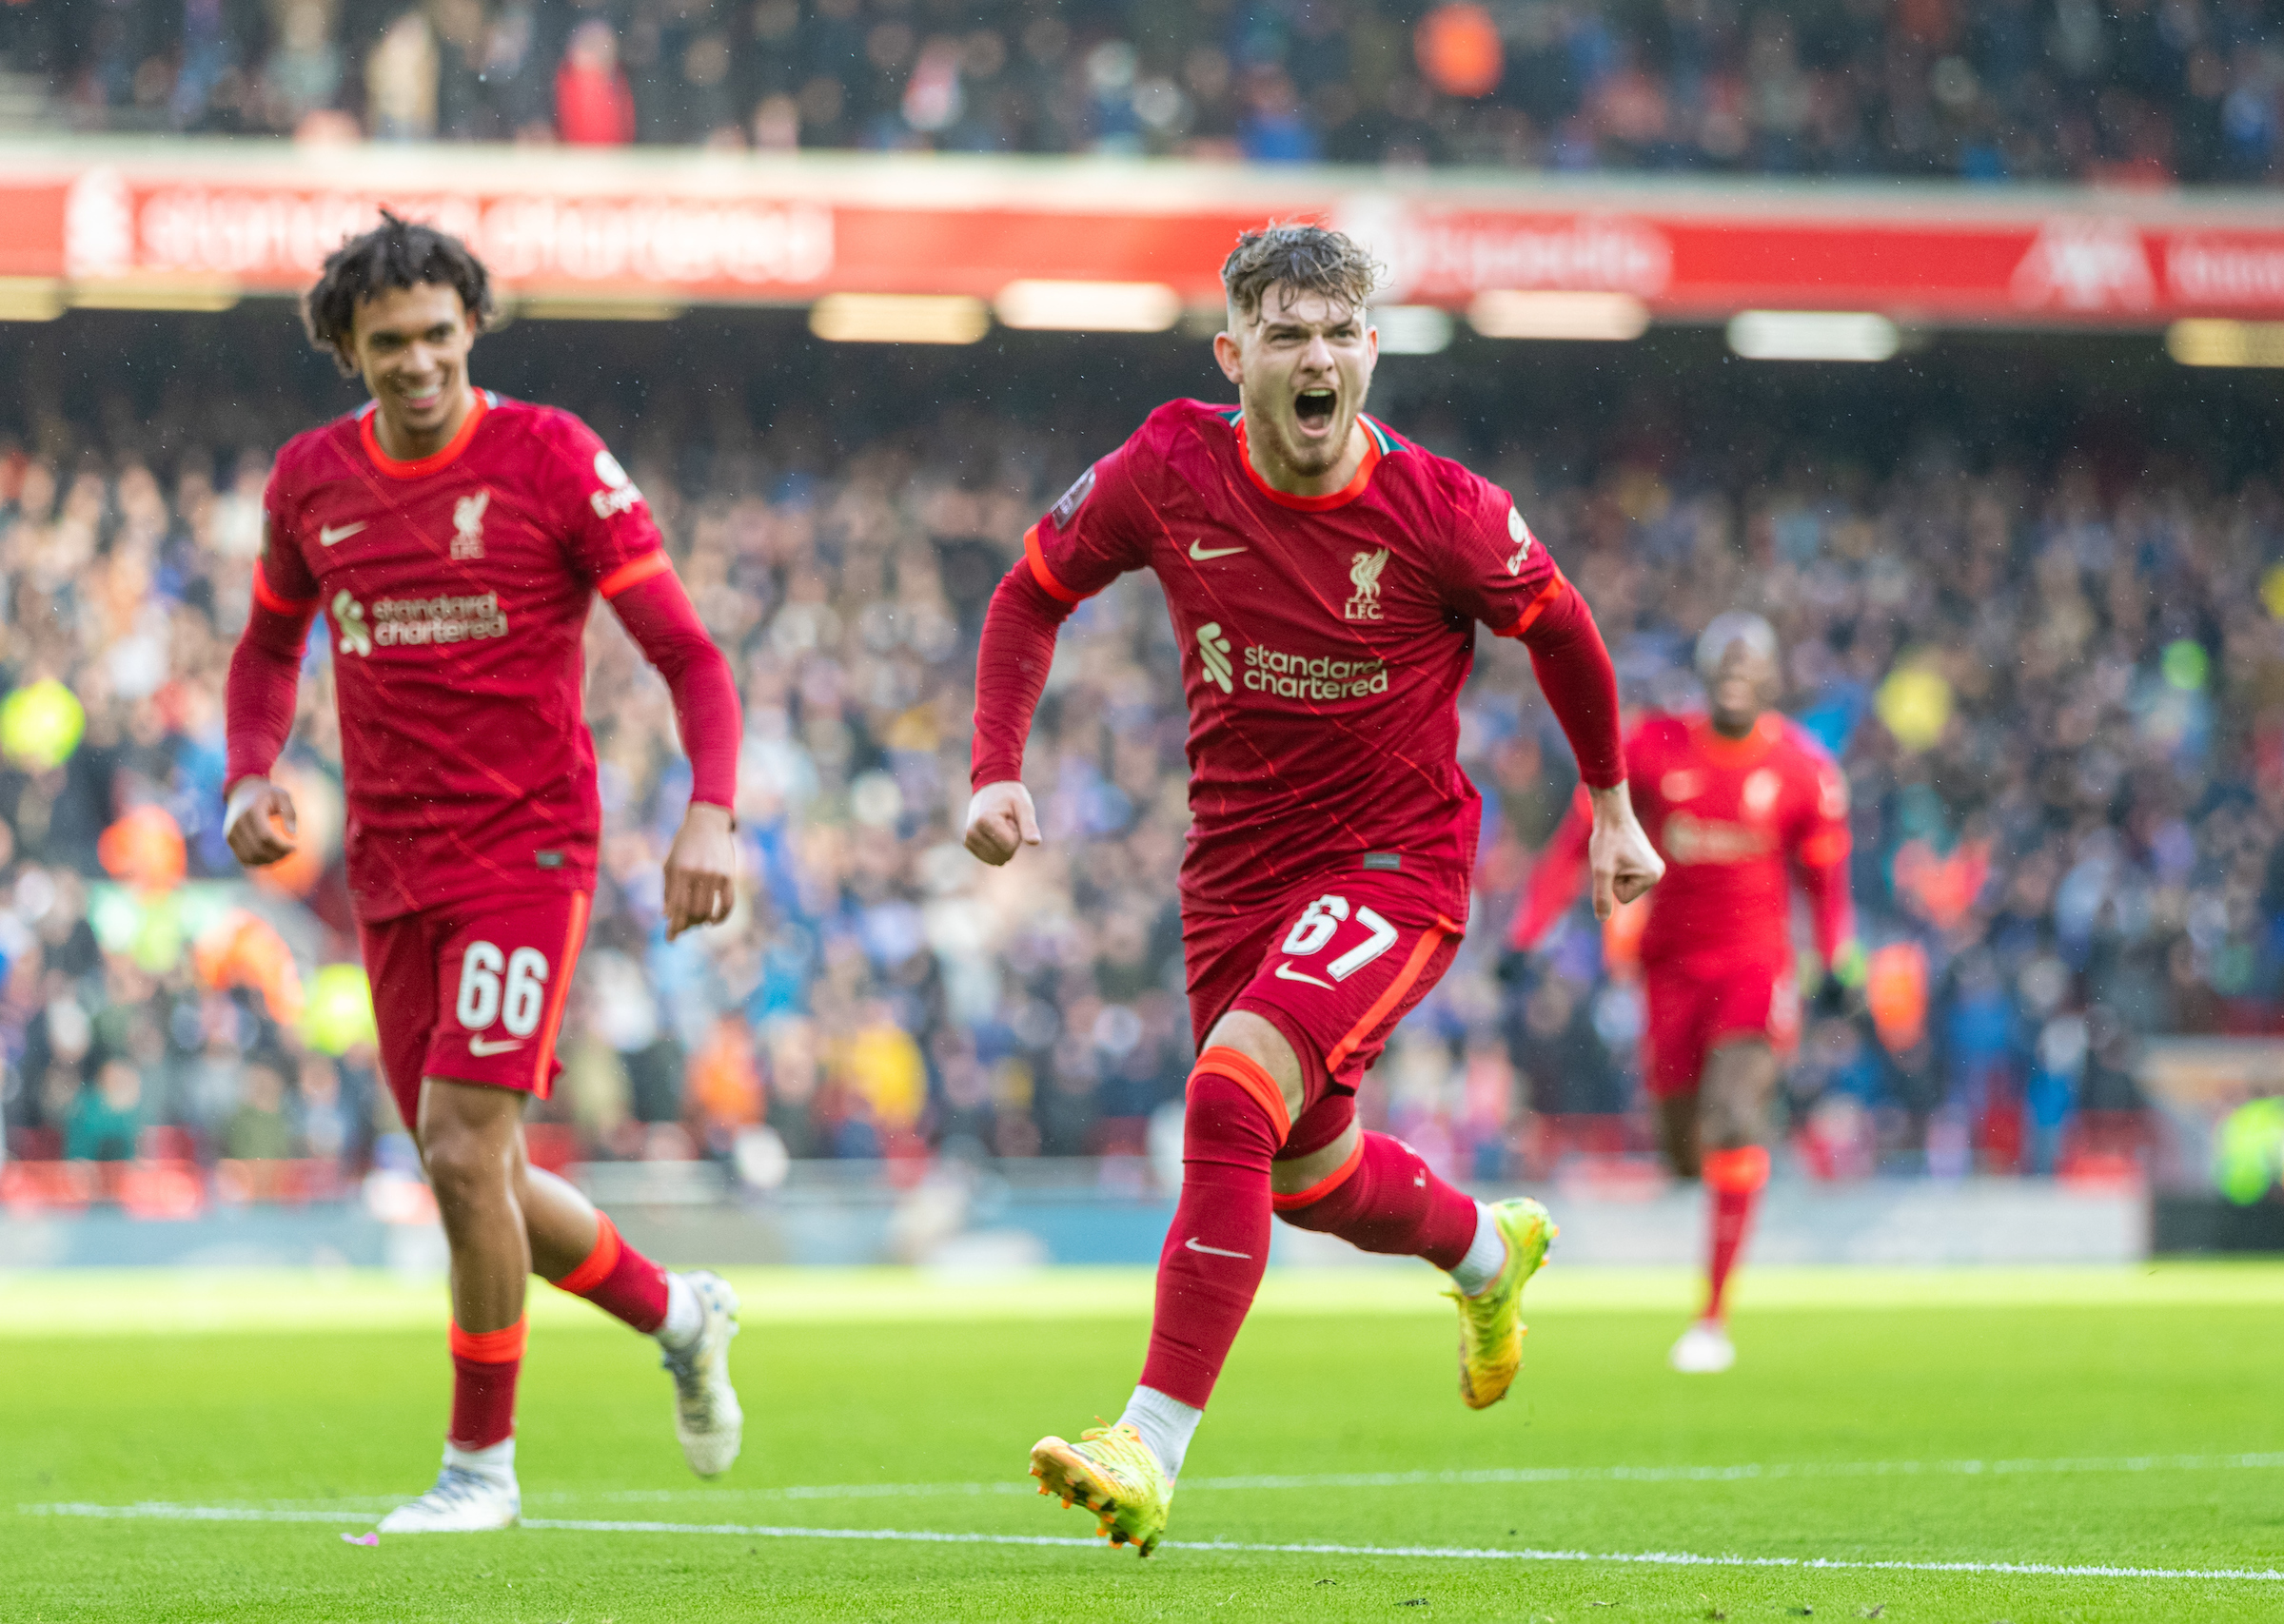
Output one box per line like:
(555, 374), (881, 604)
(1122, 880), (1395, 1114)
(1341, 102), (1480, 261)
(21, 1502), (2284, 1583)
(530, 1449), (2284, 1507)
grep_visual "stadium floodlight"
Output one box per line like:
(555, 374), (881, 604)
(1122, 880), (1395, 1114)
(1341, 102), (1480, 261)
(1371, 305), (1455, 355)
(2168, 320), (2284, 368)
(0, 279), (64, 322)
(69, 279), (240, 313)
(516, 298), (687, 322)
(994, 280), (1182, 332)
(1468, 290), (1650, 341)
(809, 293), (991, 344)
(1727, 310), (1900, 362)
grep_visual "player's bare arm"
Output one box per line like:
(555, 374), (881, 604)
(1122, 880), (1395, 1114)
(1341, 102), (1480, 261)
(963, 779), (1042, 866)
(223, 774), (299, 868)
(1586, 781), (1664, 920)
(662, 802), (738, 939)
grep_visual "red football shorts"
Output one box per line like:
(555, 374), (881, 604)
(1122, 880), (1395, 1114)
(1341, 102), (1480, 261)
(1642, 955), (1800, 1099)
(1185, 863), (1465, 1116)
(358, 890), (592, 1131)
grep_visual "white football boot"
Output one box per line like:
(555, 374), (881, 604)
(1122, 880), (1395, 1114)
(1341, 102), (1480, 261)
(661, 1269), (743, 1477)
(1667, 1318), (1737, 1374)
(376, 1462), (521, 1533)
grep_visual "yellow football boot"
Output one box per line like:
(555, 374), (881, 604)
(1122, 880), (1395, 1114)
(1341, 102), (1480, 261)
(1448, 1197), (1557, 1409)
(1029, 1421), (1173, 1556)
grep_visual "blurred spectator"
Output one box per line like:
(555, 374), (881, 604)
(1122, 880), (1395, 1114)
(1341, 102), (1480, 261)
(223, 1058), (295, 1161)
(66, 1059), (142, 1162)
(364, 10), (439, 142)
(558, 20), (636, 147)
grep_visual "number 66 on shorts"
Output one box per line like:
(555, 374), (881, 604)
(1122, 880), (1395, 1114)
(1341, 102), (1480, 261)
(357, 890), (593, 1126)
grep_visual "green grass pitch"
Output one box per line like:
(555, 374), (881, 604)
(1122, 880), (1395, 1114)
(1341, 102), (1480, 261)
(6, 1262), (2284, 1621)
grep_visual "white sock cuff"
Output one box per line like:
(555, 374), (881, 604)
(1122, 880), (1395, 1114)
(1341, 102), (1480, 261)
(1118, 1384), (1204, 1482)
(658, 1272), (704, 1349)
(443, 1437), (515, 1477)
(1448, 1203), (1507, 1297)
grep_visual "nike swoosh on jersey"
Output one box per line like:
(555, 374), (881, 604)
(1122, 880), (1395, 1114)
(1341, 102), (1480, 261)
(1273, 963), (1334, 989)
(1184, 1237), (1252, 1259)
(466, 1036), (525, 1056)
(1189, 541), (1248, 560)
(319, 520), (368, 546)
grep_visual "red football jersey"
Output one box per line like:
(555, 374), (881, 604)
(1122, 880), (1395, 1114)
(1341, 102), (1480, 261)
(1510, 710), (1854, 970)
(1022, 399), (1575, 923)
(255, 392), (668, 920)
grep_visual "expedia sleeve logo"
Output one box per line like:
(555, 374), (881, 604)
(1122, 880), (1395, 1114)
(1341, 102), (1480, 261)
(1050, 465), (1095, 530)
(589, 450), (644, 519)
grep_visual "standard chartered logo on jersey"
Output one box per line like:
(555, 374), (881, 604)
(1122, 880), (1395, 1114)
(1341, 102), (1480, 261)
(331, 588), (509, 656)
(1193, 620), (1388, 701)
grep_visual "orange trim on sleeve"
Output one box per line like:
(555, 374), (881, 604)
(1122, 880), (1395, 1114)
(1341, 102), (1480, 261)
(553, 1209), (622, 1296)
(448, 1317), (528, 1363)
(1703, 1145), (1771, 1195)
(530, 891), (591, 1098)
(1021, 524), (1082, 605)
(597, 551), (672, 599)
(250, 561), (318, 616)
(1495, 570), (1570, 641)
(358, 391), (489, 479)
(1191, 1045), (1291, 1145)
(1325, 918), (1462, 1076)
(1270, 1136), (1365, 1211)
(1797, 828), (1852, 868)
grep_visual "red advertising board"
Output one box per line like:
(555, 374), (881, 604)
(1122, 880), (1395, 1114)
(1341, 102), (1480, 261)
(3, 142), (2281, 324)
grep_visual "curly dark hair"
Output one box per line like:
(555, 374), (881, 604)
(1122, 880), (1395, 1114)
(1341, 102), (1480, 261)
(302, 210), (495, 374)
(1220, 224), (1381, 323)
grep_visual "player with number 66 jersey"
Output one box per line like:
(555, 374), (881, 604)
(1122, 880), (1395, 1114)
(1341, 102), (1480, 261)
(223, 214), (747, 1535)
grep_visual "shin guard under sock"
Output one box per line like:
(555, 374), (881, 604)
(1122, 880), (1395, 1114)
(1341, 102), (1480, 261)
(1273, 1130), (1479, 1272)
(1135, 1048), (1286, 1410)
(1703, 1145), (1770, 1321)
(551, 1211), (670, 1334)
(447, 1318), (526, 1451)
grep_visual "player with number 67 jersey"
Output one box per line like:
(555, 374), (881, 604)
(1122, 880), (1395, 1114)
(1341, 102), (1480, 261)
(963, 224), (1664, 1556)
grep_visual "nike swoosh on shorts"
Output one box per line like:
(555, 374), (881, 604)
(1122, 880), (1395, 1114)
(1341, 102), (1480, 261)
(1189, 541), (1247, 560)
(1185, 1237), (1252, 1259)
(1273, 963), (1334, 989)
(466, 1036), (525, 1056)
(319, 521), (367, 545)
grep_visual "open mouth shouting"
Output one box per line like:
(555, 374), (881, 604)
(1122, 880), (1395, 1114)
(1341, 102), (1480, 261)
(1293, 386), (1338, 439)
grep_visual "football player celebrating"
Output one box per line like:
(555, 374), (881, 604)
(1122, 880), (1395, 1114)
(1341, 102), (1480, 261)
(1508, 613), (1860, 1374)
(224, 215), (745, 1532)
(966, 224), (1664, 1555)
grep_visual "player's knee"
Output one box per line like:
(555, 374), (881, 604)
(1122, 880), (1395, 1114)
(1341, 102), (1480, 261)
(421, 1123), (510, 1214)
(1199, 1010), (1306, 1125)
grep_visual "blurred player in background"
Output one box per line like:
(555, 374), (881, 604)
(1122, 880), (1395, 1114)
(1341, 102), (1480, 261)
(965, 224), (1664, 1555)
(223, 215), (746, 1531)
(1508, 613), (1860, 1374)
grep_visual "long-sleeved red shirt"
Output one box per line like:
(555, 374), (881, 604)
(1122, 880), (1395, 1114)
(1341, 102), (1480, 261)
(225, 393), (739, 920)
(1507, 710), (1855, 969)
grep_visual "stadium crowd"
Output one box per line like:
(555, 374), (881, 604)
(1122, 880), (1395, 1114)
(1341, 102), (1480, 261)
(0, 330), (2276, 1197)
(3, 0), (2281, 185)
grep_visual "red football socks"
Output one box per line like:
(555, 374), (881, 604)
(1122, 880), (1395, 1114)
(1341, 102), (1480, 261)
(1136, 1049), (1288, 1410)
(551, 1211), (669, 1335)
(1702, 1145), (1770, 1321)
(1274, 1130), (1479, 1271)
(447, 1318), (526, 1451)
